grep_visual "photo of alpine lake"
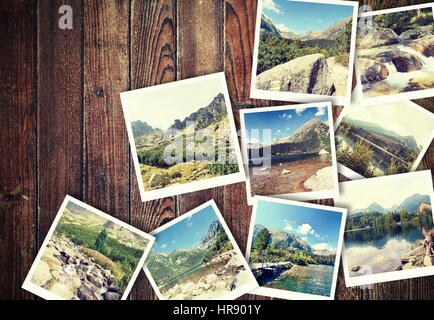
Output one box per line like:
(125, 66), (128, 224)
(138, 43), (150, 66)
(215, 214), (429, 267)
(29, 201), (149, 300)
(244, 105), (335, 196)
(249, 199), (343, 297)
(147, 205), (251, 300)
(339, 173), (434, 277)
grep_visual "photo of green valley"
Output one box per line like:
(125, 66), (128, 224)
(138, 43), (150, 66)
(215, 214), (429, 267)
(254, 0), (355, 97)
(146, 205), (254, 300)
(357, 6), (434, 98)
(28, 200), (150, 300)
(122, 75), (241, 194)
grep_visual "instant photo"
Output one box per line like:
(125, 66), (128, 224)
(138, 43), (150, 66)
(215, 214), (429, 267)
(246, 196), (347, 300)
(336, 171), (434, 287)
(240, 102), (339, 204)
(250, 0), (358, 105)
(356, 3), (434, 105)
(121, 73), (246, 202)
(22, 196), (155, 300)
(144, 200), (258, 300)
(335, 97), (434, 179)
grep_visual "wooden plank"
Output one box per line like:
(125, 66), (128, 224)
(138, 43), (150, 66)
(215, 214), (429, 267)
(176, 0), (225, 213)
(0, 1), (37, 299)
(128, 0), (177, 300)
(83, 0), (130, 220)
(37, 0), (84, 243)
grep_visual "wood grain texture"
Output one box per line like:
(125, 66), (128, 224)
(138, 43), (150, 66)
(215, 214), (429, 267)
(0, 0), (37, 299)
(176, 0), (225, 214)
(83, 0), (130, 220)
(1, 0), (434, 300)
(128, 0), (177, 300)
(37, 0), (84, 240)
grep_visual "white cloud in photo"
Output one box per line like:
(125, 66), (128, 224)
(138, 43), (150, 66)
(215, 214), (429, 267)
(263, 0), (281, 14)
(279, 112), (292, 120)
(301, 237), (308, 242)
(276, 23), (291, 33)
(312, 242), (335, 251)
(298, 223), (315, 235)
(160, 243), (167, 249)
(295, 107), (307, 116)
(306, 17), (324, 23)
(315, 106), (326, 116)
(284, 221), (294, 232)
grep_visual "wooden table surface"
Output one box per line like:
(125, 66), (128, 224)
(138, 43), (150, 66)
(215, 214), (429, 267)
(1, 0), (434, 300)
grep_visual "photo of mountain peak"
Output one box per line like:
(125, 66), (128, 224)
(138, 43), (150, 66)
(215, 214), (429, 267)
(247, 197), (345, 299)
(121, 73), (245, 201)
(145, 202), (257, 300)
(241, 104), (338, 203)
(251, 0), (357, 103)
(335, 101), (434, 178)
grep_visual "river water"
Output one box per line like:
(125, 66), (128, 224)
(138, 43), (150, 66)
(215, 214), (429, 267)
(359, 44), (434, 98)
(265, 264), (334, 297)
(345, 225), (425, 275)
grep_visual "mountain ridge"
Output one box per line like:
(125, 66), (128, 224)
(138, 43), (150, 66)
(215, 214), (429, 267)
(351, 193), (431, 216)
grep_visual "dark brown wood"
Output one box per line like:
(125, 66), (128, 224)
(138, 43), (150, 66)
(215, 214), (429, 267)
(176, 0), (225, 214)
(83, 0), (130, 220)
(0, 0), (37, 299)
(37, 0), (84, 244)
(128, 0), (177, 300)
(1, 0), (434, 300)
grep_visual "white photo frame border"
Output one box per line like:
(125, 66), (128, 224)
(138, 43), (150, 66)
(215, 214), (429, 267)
(22, 195), (155, 300)
(334, 99), (434, 180)
(355, 3), (434, 106)
(239, 102), (340, 206)
(336, 170), (434, 287)
(249, 0), (359, 106)
(143, 199), (259, 300)
(245, 196), (347, 300)
(121, 72), (247, 202)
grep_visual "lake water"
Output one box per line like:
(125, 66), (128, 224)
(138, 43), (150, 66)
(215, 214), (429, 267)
(265, 264), (333, 297)
(345, 225), (424, 275)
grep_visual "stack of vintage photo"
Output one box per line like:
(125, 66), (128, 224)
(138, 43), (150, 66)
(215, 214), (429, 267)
(22, 1), (434, 300)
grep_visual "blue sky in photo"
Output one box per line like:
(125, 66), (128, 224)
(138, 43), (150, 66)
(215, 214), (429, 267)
(254, 199), (342, 251)
(243, 106), (328, 144)
(152, 205), (221, 254)
(262, 0), (353, 34)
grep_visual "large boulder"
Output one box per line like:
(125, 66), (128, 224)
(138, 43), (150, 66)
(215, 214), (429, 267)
(400, 25), (434, 41)
(408, 35), (434, 57)
(256, 54), (335, 95)
(103, 291), (121, 300)
(375, 51), (422, 72)
(31, 260), (52, 287)
(358, 58), (389, 84)
(357, 27), (399, 49)
(148, 172), (169, 188)
(49, 282), (75, 300)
